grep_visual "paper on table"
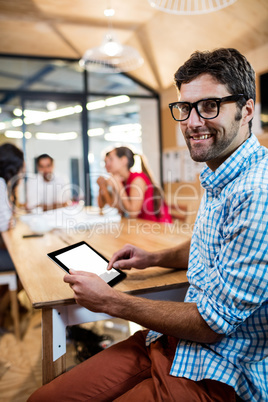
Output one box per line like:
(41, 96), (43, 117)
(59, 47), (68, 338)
(20, 206), (121, 231)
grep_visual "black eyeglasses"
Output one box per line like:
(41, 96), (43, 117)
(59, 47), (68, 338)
(169, 94), (245, 122)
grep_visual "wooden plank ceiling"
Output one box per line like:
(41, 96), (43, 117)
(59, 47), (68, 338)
(0, 0), (267, 91)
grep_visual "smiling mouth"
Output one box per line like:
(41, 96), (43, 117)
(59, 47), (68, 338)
(191, 134), (213, 140)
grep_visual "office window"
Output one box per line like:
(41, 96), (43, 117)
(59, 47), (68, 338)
(0, 56), (83, 92)
(0, 55), (160, 205)
(88, 71), (153, 96)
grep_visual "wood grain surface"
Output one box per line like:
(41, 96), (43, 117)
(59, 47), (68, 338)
(2, 211), (191, 309)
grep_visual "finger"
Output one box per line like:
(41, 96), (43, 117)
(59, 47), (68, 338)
(107, 256), (117, 270)
(107, 244), (135, 270)
(69, 269), (96, 277)
(112, 258), (134, 270)
(63, 274), (76, 284)
(107, 249), (130, 270)
(69, 269), (83, 276)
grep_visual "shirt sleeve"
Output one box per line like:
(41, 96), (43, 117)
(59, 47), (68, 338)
(60, 175), (72, 204)
(197, 188), (268, 335)
(53, 174), (71, 204)
(26, 174), (41, 210)
(0, 179), (12, 232)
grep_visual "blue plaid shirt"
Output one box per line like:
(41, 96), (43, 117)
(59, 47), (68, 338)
(146, 134), (268, 402)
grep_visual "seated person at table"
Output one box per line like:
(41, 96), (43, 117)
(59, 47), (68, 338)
(26, 154), (71, 211)
(0, 143), (24, 311)
(97, 146), (172, 223)
(97, 150), (114, 210)
(28, 49), (268, 402)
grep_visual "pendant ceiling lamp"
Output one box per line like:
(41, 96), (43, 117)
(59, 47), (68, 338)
(79, 6), (143, 73)
(147, 0), (237, 15)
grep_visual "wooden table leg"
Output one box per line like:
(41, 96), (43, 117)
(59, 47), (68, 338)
(42, 308), (66, 385)
(10, 289), (20, 339)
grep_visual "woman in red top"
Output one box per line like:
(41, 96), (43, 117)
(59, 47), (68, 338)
(97, 146), (172, 223)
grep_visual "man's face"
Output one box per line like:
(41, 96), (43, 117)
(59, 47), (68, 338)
(37, 157), (54, 181)
(179, 74), (250, 171)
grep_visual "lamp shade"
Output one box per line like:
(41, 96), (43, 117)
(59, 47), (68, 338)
(147, 0), (237, 15)
(80, 33), (144, 73)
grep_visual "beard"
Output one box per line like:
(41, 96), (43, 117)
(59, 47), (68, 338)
(43, 172), (54, 182)
(185, 109), (243, 163)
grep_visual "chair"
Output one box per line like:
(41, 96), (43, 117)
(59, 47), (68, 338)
(0, 267), (20, 339)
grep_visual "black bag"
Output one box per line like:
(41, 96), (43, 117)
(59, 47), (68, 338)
(67, 326), (114, 362)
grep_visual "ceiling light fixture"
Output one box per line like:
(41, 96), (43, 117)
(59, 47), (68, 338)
(79, 5), (143, 73)
(86, 95), (130, 111)
(11, 118), (23, 127)
(88, 153), (95, 164)
(104, 7), (115, 17)
(80, 35), (144, 73)
(147, 0), (237, 15)
(86, 100), (106, 111)
(104, 132), (142, 143)
(105, 95), (130, 106)
(4, 95), (130, 132)
(87, 128), (105, 137)
(35, 132), (78, 141)
(13, 108), (23, 117)
(109, 123), (141, 133)
(104, 123), (142, 143)
(47, 101), (58, 111)
(5, 130), (32, 139)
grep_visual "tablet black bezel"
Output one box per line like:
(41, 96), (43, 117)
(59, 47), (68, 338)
(47, 240), (126, 287)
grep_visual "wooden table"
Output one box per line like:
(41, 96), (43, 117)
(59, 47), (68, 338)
(2, 210), (191, 384)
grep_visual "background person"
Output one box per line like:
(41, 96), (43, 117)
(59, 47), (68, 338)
(97, 146), (172, 223)
(26, 154), (71, 211)
(0, 143), (24, 326)
(97, 151), (114, 210)
(28, 48), (268, 402)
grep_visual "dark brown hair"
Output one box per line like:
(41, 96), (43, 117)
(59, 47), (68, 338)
(174, 48), (255, 130)
(0, 142), (24, 203)
(0, 143), (24, 183)
(36, 153), (53, 166)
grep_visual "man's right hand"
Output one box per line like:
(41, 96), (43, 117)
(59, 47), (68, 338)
(107, 244), (153, 271)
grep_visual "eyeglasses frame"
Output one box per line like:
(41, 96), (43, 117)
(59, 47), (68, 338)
(169, 94), (246, 122)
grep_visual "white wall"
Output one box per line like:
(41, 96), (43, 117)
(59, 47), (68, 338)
(138, 98), (161, 185)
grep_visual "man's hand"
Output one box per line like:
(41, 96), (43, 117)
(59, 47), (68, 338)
(64, 270), (117, 313)
(107, 244), (153, 271)
(63, 269), (220, 344)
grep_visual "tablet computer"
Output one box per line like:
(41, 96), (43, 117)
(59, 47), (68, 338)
(47, 241), (126, 287)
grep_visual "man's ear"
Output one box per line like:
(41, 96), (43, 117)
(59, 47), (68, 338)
(241, 99), (254, 127)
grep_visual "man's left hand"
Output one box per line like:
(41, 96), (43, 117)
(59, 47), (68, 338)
(63, 270), (116, 313)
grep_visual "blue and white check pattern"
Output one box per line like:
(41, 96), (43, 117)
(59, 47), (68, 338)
(146, 134), (268, 402)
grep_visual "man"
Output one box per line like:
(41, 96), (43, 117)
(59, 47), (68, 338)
(28, 49), (268, 402)
(26, 154), (71, 211)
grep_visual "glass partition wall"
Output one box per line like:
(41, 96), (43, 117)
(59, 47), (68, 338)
(0, 55), (160, 206)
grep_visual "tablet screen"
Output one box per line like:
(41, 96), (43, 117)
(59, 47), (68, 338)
(48, 241), (126, 286)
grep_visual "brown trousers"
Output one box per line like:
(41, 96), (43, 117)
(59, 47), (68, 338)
(28, 330), (239, 402)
